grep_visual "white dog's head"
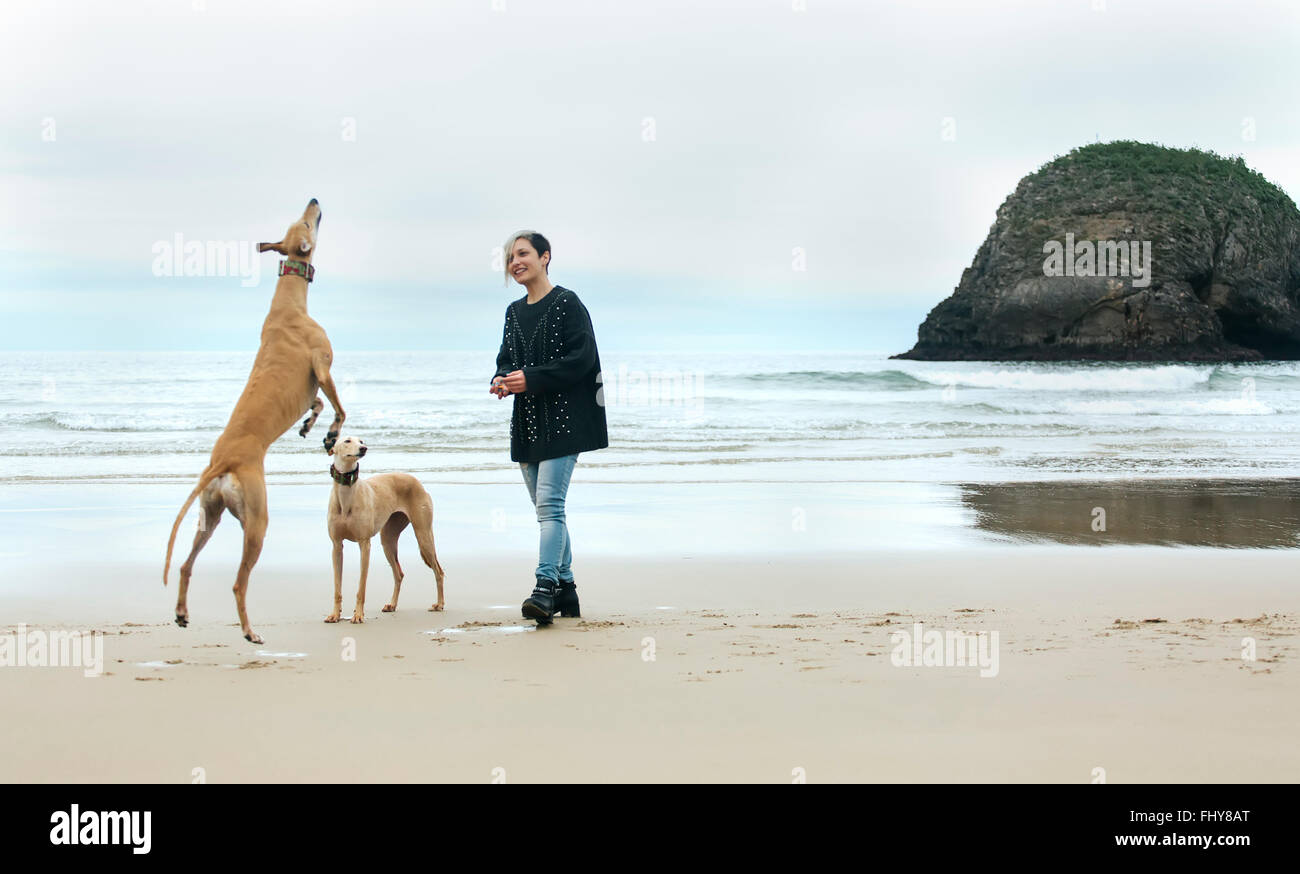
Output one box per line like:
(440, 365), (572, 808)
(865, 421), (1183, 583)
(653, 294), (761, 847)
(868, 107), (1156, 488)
(328, 435), (367, 470)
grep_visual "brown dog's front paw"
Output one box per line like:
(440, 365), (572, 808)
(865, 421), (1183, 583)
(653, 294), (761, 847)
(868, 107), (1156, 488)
(324, 612), (340, 623)
(382, 604), (396, 613)
(175, 613), (188, 628)
(323, 431), (339, 452)
(428, 603), (444, 612)
(245, 631), (263, 644)
(350, 612), (364, 624)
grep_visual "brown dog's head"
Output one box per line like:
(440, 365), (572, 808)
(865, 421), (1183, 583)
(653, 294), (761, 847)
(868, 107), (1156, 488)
(328, 435), (367, 468)
(258, 198), (322, 261)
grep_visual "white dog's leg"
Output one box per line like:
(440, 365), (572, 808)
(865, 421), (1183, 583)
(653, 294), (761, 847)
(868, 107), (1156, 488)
(381, 512), (408, 612)
(351, 537), (370, 623)
(326, 539), (343, 623)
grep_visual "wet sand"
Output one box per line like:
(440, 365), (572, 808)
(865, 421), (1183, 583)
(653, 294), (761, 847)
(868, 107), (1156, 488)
(961, 478), (1300, 547)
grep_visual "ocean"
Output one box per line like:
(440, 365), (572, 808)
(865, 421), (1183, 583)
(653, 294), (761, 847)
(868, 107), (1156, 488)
(4, 349), (1300, 559)
(2, 349), (1299, 485)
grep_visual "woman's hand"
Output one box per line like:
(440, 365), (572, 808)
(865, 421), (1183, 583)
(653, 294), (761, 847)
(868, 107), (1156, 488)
(501, 370), (527, 395)
(490, 377), (511, 398)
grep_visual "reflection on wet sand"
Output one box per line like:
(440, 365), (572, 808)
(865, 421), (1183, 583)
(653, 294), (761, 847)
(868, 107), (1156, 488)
(961, 479), (1300, 548)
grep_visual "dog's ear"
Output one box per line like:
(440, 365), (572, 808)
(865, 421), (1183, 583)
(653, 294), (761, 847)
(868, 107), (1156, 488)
(257, 241), (286, 254)
(298, 239), (312, 255)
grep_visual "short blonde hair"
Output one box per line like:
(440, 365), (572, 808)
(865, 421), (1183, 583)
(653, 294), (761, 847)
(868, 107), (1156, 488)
(503, 230), (551, 285)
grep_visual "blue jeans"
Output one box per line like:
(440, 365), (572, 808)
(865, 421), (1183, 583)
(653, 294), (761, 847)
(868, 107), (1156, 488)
(519, 453), (579, 584)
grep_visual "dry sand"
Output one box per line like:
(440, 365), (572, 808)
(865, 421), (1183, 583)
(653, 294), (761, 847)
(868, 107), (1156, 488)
(2, 549), (1297, 783)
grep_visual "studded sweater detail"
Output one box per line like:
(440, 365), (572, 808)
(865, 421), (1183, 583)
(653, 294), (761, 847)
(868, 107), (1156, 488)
(491, 286), (610, 463)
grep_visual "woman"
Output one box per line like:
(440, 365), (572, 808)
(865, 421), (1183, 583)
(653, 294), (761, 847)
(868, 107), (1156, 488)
(490, 230), (608, 625)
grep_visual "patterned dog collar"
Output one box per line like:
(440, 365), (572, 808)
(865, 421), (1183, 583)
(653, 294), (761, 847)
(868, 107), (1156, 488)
(279, 259), (315, 282)
(330, 464), (358, 486)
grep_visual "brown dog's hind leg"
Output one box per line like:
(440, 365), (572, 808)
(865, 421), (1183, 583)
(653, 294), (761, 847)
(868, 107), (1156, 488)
(176, 489), (224, 628)
(299, 395), (324, 438)
(312, 349), (346, 452)
(230, 467), (268, 644)
(381, 512), (409, 612)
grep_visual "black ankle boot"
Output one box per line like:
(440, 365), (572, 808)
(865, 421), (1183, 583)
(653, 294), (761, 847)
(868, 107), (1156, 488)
(522, 577), (557, 625)
(554, 579), (580, 618)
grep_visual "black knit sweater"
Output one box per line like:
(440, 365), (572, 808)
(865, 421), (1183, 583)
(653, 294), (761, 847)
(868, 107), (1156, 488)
(492, 286), (609, 463)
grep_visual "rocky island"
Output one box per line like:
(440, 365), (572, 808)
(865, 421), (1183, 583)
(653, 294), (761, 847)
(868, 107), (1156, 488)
(895, 141), (1300, 361)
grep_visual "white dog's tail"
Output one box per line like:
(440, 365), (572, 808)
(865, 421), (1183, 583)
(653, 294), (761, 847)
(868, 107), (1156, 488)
(163, 464), (223, 586)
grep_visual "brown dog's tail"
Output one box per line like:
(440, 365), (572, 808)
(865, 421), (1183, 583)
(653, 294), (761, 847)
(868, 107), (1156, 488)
(163, 464), (222, 586)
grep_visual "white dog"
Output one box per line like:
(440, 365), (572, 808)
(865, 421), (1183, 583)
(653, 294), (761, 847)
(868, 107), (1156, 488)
(325, 436), (446, 623)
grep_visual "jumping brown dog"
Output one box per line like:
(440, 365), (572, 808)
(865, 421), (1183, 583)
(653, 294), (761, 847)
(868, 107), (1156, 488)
(163, 198), (345, 643)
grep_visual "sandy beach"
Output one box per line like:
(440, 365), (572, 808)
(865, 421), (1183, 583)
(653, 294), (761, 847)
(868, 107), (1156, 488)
(3, 546), (1296, 783)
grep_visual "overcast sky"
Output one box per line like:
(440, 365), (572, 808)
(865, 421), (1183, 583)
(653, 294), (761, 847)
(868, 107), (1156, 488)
(3, 0), (1297, 354)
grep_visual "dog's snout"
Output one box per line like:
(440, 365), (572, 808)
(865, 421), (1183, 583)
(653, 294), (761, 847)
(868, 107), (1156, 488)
(358, 445), (367, 457)
(309, 198), (318, 206)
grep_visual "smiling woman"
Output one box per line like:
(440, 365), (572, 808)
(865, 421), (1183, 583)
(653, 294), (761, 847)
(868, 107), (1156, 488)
(491, 230), (609, 626)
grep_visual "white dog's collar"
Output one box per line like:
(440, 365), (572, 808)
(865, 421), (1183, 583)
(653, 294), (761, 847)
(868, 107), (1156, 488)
(330, 464), (358, 486)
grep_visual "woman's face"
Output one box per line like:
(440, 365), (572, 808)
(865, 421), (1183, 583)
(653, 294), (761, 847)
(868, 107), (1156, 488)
(508, 238), (548, 285)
